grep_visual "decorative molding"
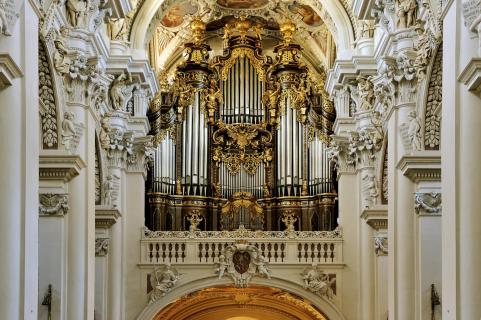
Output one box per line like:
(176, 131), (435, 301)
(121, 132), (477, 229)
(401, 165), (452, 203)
(0, 54), (23, 90)
(95, 238), (110, 256)
(361, 206), (388, 230)
(397, 153), (441, 183)
(415, 192), (442, 215)
(39, 193), (69, 216)
(374, 236), (388, 256)
(216, 242), (271, 287)
(95, 206), (121, 228)
(39, 40), (58, 149)
(39, 154), (86, 182)
(458, 58), (481, 96)
(143, 226), (343, 240)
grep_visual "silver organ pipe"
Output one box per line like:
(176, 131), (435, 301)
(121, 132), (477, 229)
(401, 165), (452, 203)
(153, 132), (176, 194)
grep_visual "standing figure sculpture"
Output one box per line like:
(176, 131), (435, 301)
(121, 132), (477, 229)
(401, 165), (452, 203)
(302, 263), (335, 300)
(65, 0), (88, 28)
(61, 111), (76, 151)
(110, 72), (131, 110)
(407, 110), (421, 152)
(397, 0), (417, 29)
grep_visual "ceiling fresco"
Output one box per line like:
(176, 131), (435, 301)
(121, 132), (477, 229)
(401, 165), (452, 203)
(216, 0), (269, 9)
(288, 3), (323, 27)
(161, 1), (198, 28)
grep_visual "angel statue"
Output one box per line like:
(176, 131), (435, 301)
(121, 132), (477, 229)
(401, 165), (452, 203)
(149, 263), (180, 303)
(61, 111), (77, 151)
(302, 264), (335, 300)
(205, 78), (222, 125)
(65, 0), (88, 28)
(291, 78), (309, 123)
(407, 110), (422, 152)
(262, 80), (280, 126)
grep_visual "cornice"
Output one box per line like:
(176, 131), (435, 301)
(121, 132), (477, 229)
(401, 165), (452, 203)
(39, 154), (86, 182)
(95, 206), (121, 228)
(397, 152), (441, 183)
(326, 56), (377, 95)
(361, 205), (388, 230)
(0, 54), (23, 90)
(458, 58), (481, 96)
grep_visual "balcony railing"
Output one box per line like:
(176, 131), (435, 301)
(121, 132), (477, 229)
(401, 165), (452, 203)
(140, 226), (343, 266)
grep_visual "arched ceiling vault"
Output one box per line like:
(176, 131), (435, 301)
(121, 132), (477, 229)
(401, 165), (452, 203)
(129, 0), (356, 74)
(153, 286), (329, 320)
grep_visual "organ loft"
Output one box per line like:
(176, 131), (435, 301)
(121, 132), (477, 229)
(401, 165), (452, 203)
(146, 16), (337, 232)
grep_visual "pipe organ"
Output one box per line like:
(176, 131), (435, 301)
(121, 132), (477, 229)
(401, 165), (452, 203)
(147, 16), (337, 232)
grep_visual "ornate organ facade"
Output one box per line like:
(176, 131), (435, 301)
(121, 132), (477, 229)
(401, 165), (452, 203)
(146, 17), (337, 232)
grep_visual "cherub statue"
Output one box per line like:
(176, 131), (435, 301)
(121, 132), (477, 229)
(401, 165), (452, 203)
(357, 76), (374, 112)
(254, 254), (271, 279)
(291, 78), (309, 122)
(216, 254), (229, 279)
(262, 80), (280, 125)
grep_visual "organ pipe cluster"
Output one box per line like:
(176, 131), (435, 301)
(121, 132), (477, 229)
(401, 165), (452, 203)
(146, 16), (337, 232)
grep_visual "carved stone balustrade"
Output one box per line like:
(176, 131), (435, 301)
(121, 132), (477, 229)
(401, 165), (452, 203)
(140, 227), (343, 266)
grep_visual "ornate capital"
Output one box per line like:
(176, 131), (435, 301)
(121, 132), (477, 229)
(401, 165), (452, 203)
(374, 236), (388, 256)
(95, 238), (110, 256)
(127, 136), (155, 173)
(39, 194), (69, 216)
(414, 192), (441, 215)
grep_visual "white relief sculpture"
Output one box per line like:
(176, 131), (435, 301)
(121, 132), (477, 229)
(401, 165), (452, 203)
(99, 118), (111, 150)
(187, 210), (203, 232)
(301, 264), (335, 300)
(39, 194), (69, 215)
(281, 210), (297, 232)
(107, 18), (128, 41)
(149, 263), (180, 303)
(110, 72), (135, 110)
(414, 192), (441, 214)
(362, 172), (379, 209)
(0, 0), (11, 36)
(407, 110), (422, 152)
(374, 236), (388, 255)
(65, 0), (88, 28)
(358, 20), (375, 39)
(215, 242), (271, 287)
(95, 238), (109, 256)
(396, 0), (417, 29)
(356, 76), (375, 112)
(61, 111), (76, 151)
(53, 29), (74, 75)
(103, 174), (119, 208)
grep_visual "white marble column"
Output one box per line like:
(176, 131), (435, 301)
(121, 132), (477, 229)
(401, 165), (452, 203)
(442, 2), (481, 318)
(66, 104), (96, 320)
(0, 2), (39, 318)
(388, 105), (415, 320)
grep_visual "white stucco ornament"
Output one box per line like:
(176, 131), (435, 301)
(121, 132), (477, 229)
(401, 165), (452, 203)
(216, 242), (271, 287)
(149, 263), (180, 303)
(0, 0), (20, 36)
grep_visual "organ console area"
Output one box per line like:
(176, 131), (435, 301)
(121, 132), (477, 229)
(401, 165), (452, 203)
(146, 16), (337, 232)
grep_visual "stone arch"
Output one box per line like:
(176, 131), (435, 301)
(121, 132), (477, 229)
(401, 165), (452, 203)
(422, 44), (442, 151)
(137, 276), (347, 320)
(39, 37), (59, 149)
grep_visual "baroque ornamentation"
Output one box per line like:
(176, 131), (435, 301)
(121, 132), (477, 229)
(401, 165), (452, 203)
(374, 236), (388, 255)
(396, 0), (417, 29)
(149, 263), (180, 303)
(95, 238), (109, 256)
(400, 110), (422, 153)
(0, 0), (11, 36)
(103, 173), (120, 208)
(39, 194), (69, 216)
(39, 39), (59, 149)
(143, 226), (343, 240)
(301, 264), (335, 300)
(424, 46), (442, 150)
(356, 76), (375, 112)
(362, 172), (379, 209)
(281, 210), (297, 232)
(216, 242), (271, 287)
(110, 72), (137, 111)
(187, 210), (203, 231)
(414, 192), (441, 214)
(61, 111), (83, 152)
